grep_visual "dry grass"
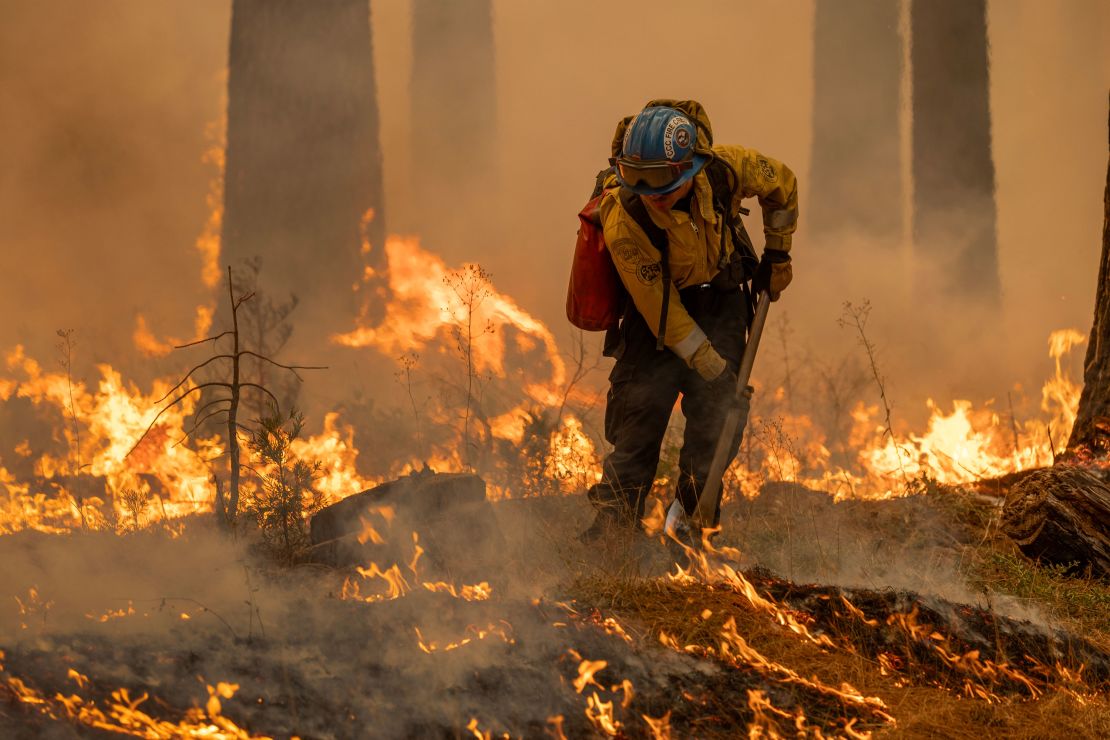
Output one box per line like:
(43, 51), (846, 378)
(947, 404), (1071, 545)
(567, 572), (1110, 739)
(962, 541), (1110, 651)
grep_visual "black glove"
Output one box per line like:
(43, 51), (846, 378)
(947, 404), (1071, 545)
(753, 249), (792, 301)
(706, 368), (754, 409)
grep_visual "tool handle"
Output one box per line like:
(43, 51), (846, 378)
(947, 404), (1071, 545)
(692, 291), (772, 530)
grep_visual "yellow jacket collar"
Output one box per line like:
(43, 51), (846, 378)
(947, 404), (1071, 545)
(643, 167), (719, 229)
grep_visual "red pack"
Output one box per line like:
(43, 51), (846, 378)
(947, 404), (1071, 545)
(566, 193), (626, 331)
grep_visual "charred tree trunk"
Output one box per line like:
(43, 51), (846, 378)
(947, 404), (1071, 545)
(1066, 94), (1110, 459)
(1001, 466), (1110, 579)
(1003, 102), (1110, 576)
(222, 0), (386, 333)
(410, 0), (496, 260)
(911, 0), (999, 303)
(809, 0), (903, 245)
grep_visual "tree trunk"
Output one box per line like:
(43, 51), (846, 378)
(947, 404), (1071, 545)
(809, 0), (903, 245)
(410, 0), (496, 261)
(222, 0), (386, 333)
(1066, 93), (1110, 459)
(1001, 466), (1110, 579)
(911, 0), (999, 302)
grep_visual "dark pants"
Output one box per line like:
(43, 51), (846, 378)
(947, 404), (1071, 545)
(588, 285), (750, 528)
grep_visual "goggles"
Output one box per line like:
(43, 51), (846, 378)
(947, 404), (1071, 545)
(610, 156), (695, 192)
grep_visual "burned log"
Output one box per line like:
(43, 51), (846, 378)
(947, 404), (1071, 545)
(307, 471), (505, 584)
(1001, 465), (1110, 579)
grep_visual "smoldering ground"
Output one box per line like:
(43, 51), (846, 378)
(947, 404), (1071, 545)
(6, 486), (1104, 738)
(0, 495), (914, 738)
(0, 507), (653, 738)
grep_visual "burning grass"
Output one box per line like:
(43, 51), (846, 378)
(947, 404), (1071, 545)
(567, 563), (1110, 739)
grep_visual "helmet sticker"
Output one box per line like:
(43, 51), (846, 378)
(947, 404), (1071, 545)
(662, 115), (689, 160)
(674, 127), (690, 149)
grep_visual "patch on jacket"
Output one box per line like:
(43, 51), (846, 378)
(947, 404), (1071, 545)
(637, 262), (662, 285)
(611, 239), (654, 270)
(757, 157), (777, 183)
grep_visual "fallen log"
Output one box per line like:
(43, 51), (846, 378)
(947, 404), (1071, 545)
(307, 470), (505, 583)
(1001, 465), (1110, 579)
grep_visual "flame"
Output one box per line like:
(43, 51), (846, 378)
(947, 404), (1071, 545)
(573, 658), (608, 694)
(643, 710), (672, 740)
(334, 235), (565, 396)
(546, 715), (568, 740)
(717, 327), (1088, 501)
(415, 621), (514, 654)
(0, 178), (1090, 538)
(133, 306), (215, 359)
(0, 650), (266, 739)
(0, 345), (224, 532)
(86, 602), (137, 623)
(340, 528), (493, 605)
(290, 412), (377, 503)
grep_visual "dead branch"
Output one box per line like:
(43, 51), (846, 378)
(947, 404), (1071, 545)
(154, 354), (235, 404)
(174, 330), (235, 350)
(126, 382), (233, 459)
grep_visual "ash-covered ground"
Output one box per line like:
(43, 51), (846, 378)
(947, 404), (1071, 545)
(1, 485), (1107, 739)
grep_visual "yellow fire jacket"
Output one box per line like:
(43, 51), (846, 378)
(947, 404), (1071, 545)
(599, 144), (798, 361)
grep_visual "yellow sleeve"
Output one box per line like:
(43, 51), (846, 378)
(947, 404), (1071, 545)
(599, 192), (707, 361)
(715, 145), (799, 253)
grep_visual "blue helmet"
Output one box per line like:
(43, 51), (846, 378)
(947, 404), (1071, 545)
(613, 106), (710, 195)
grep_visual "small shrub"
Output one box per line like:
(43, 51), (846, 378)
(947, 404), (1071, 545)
(244, 408), (324, 563)
(119, 487), (151, 530)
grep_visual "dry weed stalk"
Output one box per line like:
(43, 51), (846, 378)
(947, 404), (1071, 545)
(556, 328), (602, 427)
(444, 264), (494, 469)
(838, 301), (909, 488)
(395, 351), (427, 462)
(55, 328), (88, 529)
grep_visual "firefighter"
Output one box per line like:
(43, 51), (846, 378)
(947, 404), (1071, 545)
(580, 102), (797, 543)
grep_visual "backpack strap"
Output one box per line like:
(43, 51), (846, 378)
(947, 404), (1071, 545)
(591, 166), (615, 200)
(619, 188), (671, 351)
(706, 156), (759, 325)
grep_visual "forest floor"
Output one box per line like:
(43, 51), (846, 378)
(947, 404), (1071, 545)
(1, 478), (1108, 738)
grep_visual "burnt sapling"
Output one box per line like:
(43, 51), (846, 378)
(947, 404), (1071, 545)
(127, 265), (325, 528)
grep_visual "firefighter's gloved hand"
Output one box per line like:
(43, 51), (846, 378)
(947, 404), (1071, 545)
(707, 368), (754, 409)
(753, 249), (792, 301)
(689, 340), (727, 382)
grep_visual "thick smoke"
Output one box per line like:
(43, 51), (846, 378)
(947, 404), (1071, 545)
(1, 0), (1105, 425)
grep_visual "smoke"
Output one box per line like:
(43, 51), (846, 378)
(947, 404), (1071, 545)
(0, 0), (229, 384)
(0, 0), (1104, 417)
(722, 483), (1051, 626)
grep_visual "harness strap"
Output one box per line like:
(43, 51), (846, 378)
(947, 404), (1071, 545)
(620, 188), (671, 351)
